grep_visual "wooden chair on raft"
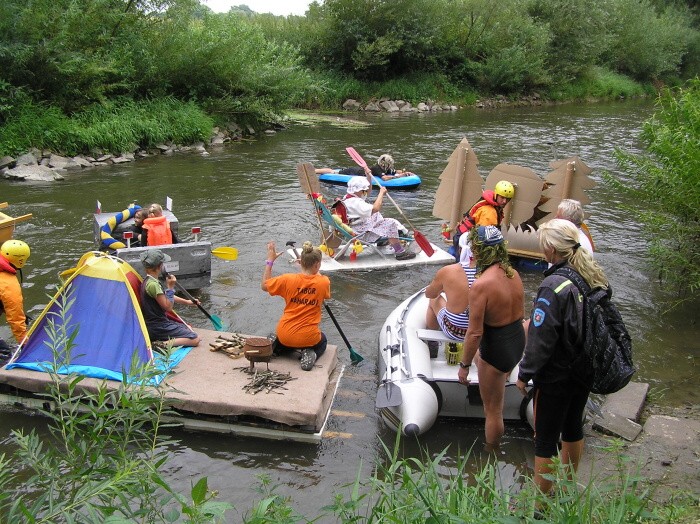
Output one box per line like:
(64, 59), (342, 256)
(312, 197), (389, 260)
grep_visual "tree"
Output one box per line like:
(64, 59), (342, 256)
(612, 79), (700, 304)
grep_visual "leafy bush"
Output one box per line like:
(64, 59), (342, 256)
(0, 289), (231, 522)
(612, 79), (700, 303)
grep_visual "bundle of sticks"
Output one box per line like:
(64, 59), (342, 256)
(209, 333), (248, 358)
(239, 368), (296, 395)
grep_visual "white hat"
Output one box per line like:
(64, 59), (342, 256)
(347, 176), (371, 194)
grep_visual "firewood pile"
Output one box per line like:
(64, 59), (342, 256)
(209, 333), (248, 358)
(237, 368), (296, 395)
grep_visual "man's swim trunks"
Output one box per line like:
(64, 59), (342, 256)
(479, 319), (525, 373)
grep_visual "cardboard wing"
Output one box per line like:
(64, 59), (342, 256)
(538, 157), (595, 220)
(484, 163), (543, 226)
(432, 137), (482, 228)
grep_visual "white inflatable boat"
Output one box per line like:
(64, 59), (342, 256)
(377, 288), (533, 436)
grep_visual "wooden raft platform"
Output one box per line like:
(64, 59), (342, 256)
(0, 328), (343, 443)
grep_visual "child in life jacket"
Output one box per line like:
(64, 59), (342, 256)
(141, 204), (180, 247)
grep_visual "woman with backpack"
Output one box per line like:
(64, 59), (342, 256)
(515, 218), (609, 503)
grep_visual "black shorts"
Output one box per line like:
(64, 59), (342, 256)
(479, 319), (525, 373)
(272, 332), (327, 357)
(533, 381), (590, 458)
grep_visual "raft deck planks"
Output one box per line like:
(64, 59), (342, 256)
(0, 328), (343, 443)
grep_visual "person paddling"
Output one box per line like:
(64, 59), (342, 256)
(340, 176), (416, 260)
(316, 154), (414, 181)
(139, 249), (200, 351)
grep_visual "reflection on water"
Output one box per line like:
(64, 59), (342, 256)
(2, 100), (698, 516)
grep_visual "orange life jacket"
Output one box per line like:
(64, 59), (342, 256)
(143, 215), (173, 246)
(456, 190), (503, 235)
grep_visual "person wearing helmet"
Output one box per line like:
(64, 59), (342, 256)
(0, 239), (31, 362)
(453, 180), (515, 262)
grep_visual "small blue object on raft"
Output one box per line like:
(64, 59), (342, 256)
(318, 170), (421, 190)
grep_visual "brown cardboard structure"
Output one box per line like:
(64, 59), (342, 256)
(432, 137), (482, 230)
(432, 139), (595, 260)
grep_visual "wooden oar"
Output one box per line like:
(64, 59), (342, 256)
(211, 247), (238, 260)
(172, 280), (225, 331)
(345, 147), (435, 257)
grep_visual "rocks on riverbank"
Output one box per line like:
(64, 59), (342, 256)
(342, 98), (458, 112)
(0, 122), (261, 182)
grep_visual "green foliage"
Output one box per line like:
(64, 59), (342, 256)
(0, 98), (213, 157)
(603, 0), (694, 81)
(323, 437), (659, 522)
(612, 79), (700, 303)
(546, 67), (652, 101)
(0, 288), (232, 522)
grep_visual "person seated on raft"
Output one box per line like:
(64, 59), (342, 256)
(118, 207), (147, 247)
(315, 154), (415, 180)
(262, 240), (331, 372)
(424, 247), (477, 356)
(555, 198), (594, 254)
(341, 176), (416, 260)
(139, 249), (200, 351)
(141, 203), (180, 247)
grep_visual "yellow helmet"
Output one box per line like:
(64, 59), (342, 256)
(494, 180), (515, 199)
(1, 239), (30, 268)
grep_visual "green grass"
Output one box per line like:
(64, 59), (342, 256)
(545, 67), (652, 101)
(0, 98), (214, 157)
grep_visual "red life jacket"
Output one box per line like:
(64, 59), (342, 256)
(456, 190), (503, 235)
(332, 194), (359, 225)
(143, 215), (173, 246)
(0, 256), (16, 275)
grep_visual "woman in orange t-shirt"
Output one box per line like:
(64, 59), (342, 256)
(261, 241), (331, 371)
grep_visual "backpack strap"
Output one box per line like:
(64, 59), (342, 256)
(553, 264), (590, 295)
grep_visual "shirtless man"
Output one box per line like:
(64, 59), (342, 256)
(425, 259), (477, 346)
(457, 225), (525, 451)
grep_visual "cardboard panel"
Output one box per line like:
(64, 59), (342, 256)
(485, 164), (544, 225)
(432, 137), (483, 227)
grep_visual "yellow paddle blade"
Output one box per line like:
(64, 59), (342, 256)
(212, 247), (238, 260)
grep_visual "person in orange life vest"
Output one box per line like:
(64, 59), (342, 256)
(342, 176), (416, 260)
(454, 180), (515, 260)
(0, 240), (31, 364)
(141, 203), (179, 247)
(262, 240), (331, 371)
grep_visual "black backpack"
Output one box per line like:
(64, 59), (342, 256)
(555, 266), (636, 395)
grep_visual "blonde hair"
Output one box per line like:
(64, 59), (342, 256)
(556, 199), (585, 227)
(300, 241), (322, 269)
(148, 203), (163, 216)
(377, 154), (394, 171)
(539, 219), (608, 289)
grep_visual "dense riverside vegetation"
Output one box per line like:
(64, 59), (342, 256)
(1, 0), (699, 157)
(612, 80), (700, 304)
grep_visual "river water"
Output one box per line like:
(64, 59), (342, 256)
(1, 100), (698, 517)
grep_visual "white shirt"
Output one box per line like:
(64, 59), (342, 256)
(343, 195), (372, 223)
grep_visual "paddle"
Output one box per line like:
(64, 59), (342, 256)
(376, 327), (401, 407)
(345, 147), (435, 257)
(211, 246), (238, 260)
(288, 243), (363, 364)
(171, 279), (225, 331)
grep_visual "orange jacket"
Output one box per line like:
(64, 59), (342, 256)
(0, 255), (26, 343)
(143, 215), (173, 246)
